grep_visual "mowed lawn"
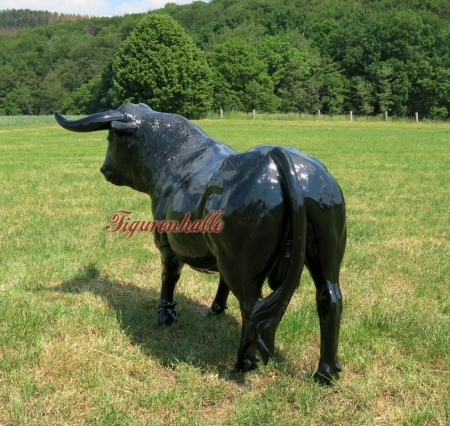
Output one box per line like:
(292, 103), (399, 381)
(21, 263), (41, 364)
(0, 117), (449, 425)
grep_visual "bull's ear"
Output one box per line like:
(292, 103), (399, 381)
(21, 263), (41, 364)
(111, 120), (138, 134)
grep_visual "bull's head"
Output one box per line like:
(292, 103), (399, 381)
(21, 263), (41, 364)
(55, 104), (155, 193)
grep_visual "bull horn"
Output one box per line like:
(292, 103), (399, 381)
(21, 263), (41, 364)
(54, 110), (128, 132)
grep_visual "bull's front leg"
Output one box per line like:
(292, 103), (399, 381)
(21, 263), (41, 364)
(209, 276), (230, 316)
(158, 254), (184, 326)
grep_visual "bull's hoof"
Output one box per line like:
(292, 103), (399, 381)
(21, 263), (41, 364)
(313, 362), (342, 385)
(157, 300), (178, 326)
(235, 356), (260, 373)
(208, 302), (228, 317)
(158, 309), (178, 326)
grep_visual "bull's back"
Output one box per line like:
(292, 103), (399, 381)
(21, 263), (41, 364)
(205, 149), (285, 217)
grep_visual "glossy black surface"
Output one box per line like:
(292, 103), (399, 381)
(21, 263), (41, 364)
(55, 103), (346, 384)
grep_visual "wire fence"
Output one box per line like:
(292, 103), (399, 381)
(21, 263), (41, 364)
(1, 112), (449, 127)
(207, 109), (449, 123)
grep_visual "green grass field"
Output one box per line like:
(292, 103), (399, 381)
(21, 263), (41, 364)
(1, 117), (449, 425)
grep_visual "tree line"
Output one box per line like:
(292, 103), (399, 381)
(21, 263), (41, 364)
(0, 9), (89, 34)
(1, 0), (450, 119)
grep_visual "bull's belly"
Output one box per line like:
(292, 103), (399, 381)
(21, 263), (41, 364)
(182, 256), (219, 274)
(167, 232), (218, 273)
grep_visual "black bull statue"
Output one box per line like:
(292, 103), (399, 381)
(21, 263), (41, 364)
(55, 103), (346, 384)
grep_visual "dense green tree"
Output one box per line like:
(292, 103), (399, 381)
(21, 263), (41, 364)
(351, 77), (374, 116)
(3, 88), (33, 115)
(61, 75), (101, 114)
(206, 22), (266, 50)
(208, 38), (279, 112)
(244, 74), (281, 113)
(209, 70), (244, 111)
(275, 43), (318, 114)
(34, 72), (69, 115)
(278, 54), (347, 114)
(258, 34), (307, 89)
(319, 61), (348, 114)
(208, 39), (265, 93)
(111, 14), (212, 118)
(371, 62), (410, 116)
(257, 32), (339, 114)
(0, 65), (16, 105)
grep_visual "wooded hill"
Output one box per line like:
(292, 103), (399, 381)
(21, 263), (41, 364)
(1, 1), (450, 118)
(0, 9), (89, 34)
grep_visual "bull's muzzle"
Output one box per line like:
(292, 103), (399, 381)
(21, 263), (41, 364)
(100, 164), (123, 186)
(100, 165), (112, 180)
(100, 164), (114, 181)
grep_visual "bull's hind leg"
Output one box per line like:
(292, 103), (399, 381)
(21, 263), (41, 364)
(235, 296), (262, 372)
(214, 266), (264, 372)
(158, 254), (184, 325)
(312, 275), (343, 384)
(306, 216), (346, 385)
(209, 277), (230, 316)
(209, 274), (261, 371)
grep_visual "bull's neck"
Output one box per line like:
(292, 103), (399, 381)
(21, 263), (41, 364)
(137, 117), (208, 198)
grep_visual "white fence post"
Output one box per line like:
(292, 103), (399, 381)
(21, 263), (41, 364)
(415, 112), (419, 123)
(253, 109), (256, 120)
(385, 111), (388, 122)
(220, 108), (223, 118)
(350, 111), (353, 122)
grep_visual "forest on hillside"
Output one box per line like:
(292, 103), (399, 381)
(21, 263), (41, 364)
(0, 9), (90, 33)
(1, 0), (450, 118)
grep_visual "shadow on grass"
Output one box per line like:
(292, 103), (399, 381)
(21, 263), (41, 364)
(52, 264), (291, 383)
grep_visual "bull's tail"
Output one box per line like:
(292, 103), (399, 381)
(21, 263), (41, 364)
(251, 146), (306, 365)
